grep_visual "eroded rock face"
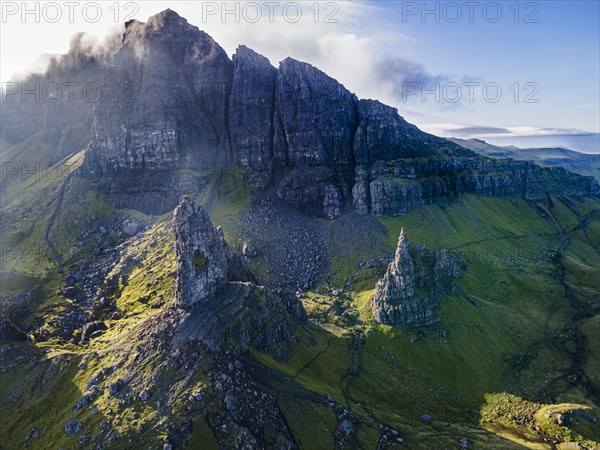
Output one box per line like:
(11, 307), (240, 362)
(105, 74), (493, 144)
(172, 198), (306, 360)
(274, 58), (358, 168)
(276, 166), (354, 219)
(65, 9), (597, 218)
(371, 228), (463, 327)
(173, 282), (307, 361)
(353, 100), (440, 164)
(229, 45), (278, 177)
(85, 9), (233, 176)
(174, 197), (254, 307)
(4, 9), (597, 219)
(350, 101), (600, 217)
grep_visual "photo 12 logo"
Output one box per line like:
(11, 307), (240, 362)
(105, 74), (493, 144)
(401, 1), (539, 24)
(198, 1), (340, 24)
(1, 161), (78, 184)
(1, 81), (140, 104)
(401, 81), (540, 104)
(1, 1), (140, 24)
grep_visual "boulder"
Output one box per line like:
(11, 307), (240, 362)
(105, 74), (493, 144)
(64, 419), (82, 435)
(80, 321), (107, 343)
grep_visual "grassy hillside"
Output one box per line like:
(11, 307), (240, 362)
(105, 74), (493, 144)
(250, 194), (600, 449)
(1, 156), (599, 448)
(450, 138), (600, 182)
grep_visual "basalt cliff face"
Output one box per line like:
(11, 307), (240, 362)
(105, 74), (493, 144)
(85, 12), (233, 174)
(4, 9), (599, 218)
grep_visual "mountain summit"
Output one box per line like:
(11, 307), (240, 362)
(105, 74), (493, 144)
(3, 9), (596, 219)
(1, 9), (600, 450)
(85, 11), (599, 219)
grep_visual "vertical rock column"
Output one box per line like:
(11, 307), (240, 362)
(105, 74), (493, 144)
(174, 198), (229, 307)
(371, 228), (463, 327)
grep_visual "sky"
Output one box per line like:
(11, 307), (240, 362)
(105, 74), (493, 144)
(1, 0), (599, 153)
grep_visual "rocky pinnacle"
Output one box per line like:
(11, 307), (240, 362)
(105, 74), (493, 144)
(174, 197), (254, 307)
(172, 196), (307, 360)
(371, 228), (463, 328)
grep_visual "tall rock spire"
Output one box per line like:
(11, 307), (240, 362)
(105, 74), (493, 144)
(371, 228), (463, 328)
(174, 197), (254, 307)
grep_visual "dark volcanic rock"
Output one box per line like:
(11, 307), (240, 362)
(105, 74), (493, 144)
(0, 314), (27, 341)
(172, 198), (306, 360)
(229, 45), (278, 177)
(64, 419), (83, 435)
(361, 157), (599, 217)
(371, 228), (463, 327)
(85, 9), (233, 176)
(273, 58), (359, 218)
(240, 196), (330, 291)
(80, 321), (107, 343)
(274, 58), (358, 167)
(369, 178), (426, 216)
(174, 197), (255, 307)
(277, 165), (354, 219)
(354, 100), (439, 164)
(13, 8), (593, 218)
(174, 282), (307, 361)
(108, 378), (129, 398)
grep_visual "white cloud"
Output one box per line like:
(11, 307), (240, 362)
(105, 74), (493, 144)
(422, 123), (597, 139)
(0, 0), (415, 109)
(3, 1), (594, 152)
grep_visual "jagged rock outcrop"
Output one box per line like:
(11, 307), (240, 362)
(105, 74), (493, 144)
(174, 197), (255, 307)
(371, 228), (463, 327)
(5, 9), (597, 218)
(173, 197), (306, 360)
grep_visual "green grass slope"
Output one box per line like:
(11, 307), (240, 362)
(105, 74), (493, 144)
(251, 195), (600, 449)
(1, 157), (599, 449)
(450, 138), (600, 182)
